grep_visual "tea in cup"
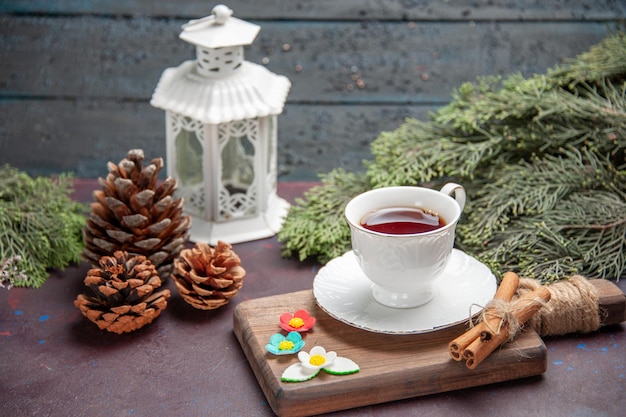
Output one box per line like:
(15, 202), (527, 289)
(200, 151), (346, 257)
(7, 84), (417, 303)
(344, 183), (466, 308)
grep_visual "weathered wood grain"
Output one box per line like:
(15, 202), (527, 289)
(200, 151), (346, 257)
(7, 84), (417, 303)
(233, 289), (547, 417)
(232, 279), (625, 416)
(2, 0), (624, 21)
(594, 279), (626, 326)
(0, 2), (624, 180)
(0, 16), (615, 102)
(0, 100), (431, 179)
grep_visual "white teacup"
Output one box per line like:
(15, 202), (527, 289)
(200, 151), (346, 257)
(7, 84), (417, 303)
(344, 183), (466, 308)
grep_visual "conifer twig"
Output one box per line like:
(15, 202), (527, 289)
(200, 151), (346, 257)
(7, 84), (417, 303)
(279, 32), (626, 282)
(0, 166), (86, 288)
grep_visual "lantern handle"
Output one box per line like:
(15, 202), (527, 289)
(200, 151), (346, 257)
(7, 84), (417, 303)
(182, 4), (233, 30)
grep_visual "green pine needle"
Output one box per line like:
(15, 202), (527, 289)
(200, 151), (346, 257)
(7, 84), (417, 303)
(278, 168), (371, 264)
(279, 31), (626, 283)
(0, 166), (86, 288)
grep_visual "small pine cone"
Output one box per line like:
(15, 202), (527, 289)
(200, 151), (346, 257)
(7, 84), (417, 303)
(82, 149), (191, 282)
(171, 241), (246, 310)
(74, 251), (170, 334)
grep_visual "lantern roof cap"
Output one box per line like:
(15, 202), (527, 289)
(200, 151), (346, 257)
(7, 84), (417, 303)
(179, 4), (260, 49)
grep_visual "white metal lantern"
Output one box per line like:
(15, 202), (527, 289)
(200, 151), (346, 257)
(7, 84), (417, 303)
(150, 4), (291, 244)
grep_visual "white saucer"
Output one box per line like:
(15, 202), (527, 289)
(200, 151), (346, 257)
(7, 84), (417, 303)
(313, 249), (497, 334)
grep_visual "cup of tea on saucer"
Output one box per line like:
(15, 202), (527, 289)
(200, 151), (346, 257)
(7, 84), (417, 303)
(344, 183), (466, 308)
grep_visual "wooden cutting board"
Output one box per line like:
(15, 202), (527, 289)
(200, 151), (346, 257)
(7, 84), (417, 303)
(233, 289), (547, 417)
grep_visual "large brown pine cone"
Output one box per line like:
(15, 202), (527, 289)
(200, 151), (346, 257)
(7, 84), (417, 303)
(74, 251), (170, 334)
(171, 241), (246, 310)
(82, 149), (191, 281)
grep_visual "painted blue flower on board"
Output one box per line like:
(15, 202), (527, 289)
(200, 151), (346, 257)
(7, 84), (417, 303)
(265, 331), (305, 355)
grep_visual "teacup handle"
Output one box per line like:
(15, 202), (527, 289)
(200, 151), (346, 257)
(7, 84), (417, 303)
(440, 183), (466, 212)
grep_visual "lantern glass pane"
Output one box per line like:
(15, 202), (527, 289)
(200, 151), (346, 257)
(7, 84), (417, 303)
(167, 112), (210, 218)
(175, 128), (203, 185)
(222, 133), (254, 193)
(218, 120), (259, 220)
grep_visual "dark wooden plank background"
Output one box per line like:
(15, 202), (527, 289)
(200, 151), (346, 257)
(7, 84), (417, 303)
(1, 1), (624, 181)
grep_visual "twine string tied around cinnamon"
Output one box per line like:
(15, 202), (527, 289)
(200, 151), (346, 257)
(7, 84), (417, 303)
(517, 275), (600, 336)
(470, 294), (549, 342)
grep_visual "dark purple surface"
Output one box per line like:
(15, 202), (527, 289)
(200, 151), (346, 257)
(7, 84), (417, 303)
(1, 181), (624, 417)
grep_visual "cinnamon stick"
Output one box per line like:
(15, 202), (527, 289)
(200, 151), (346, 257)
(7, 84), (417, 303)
(448, 272), (520, 360)
(448, 325), (483, 361)
(463, 286), (551, 369)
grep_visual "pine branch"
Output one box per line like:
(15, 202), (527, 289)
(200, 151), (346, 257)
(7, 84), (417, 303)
(458, 147), (623, 244)
(279, 33), (626, 282)
(369, 68), (626, 186)
(471, 191), (626, 282)
(0, 166), (86, 288)
(549, 31), (626, 86)
(278, 168), (370, 263)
